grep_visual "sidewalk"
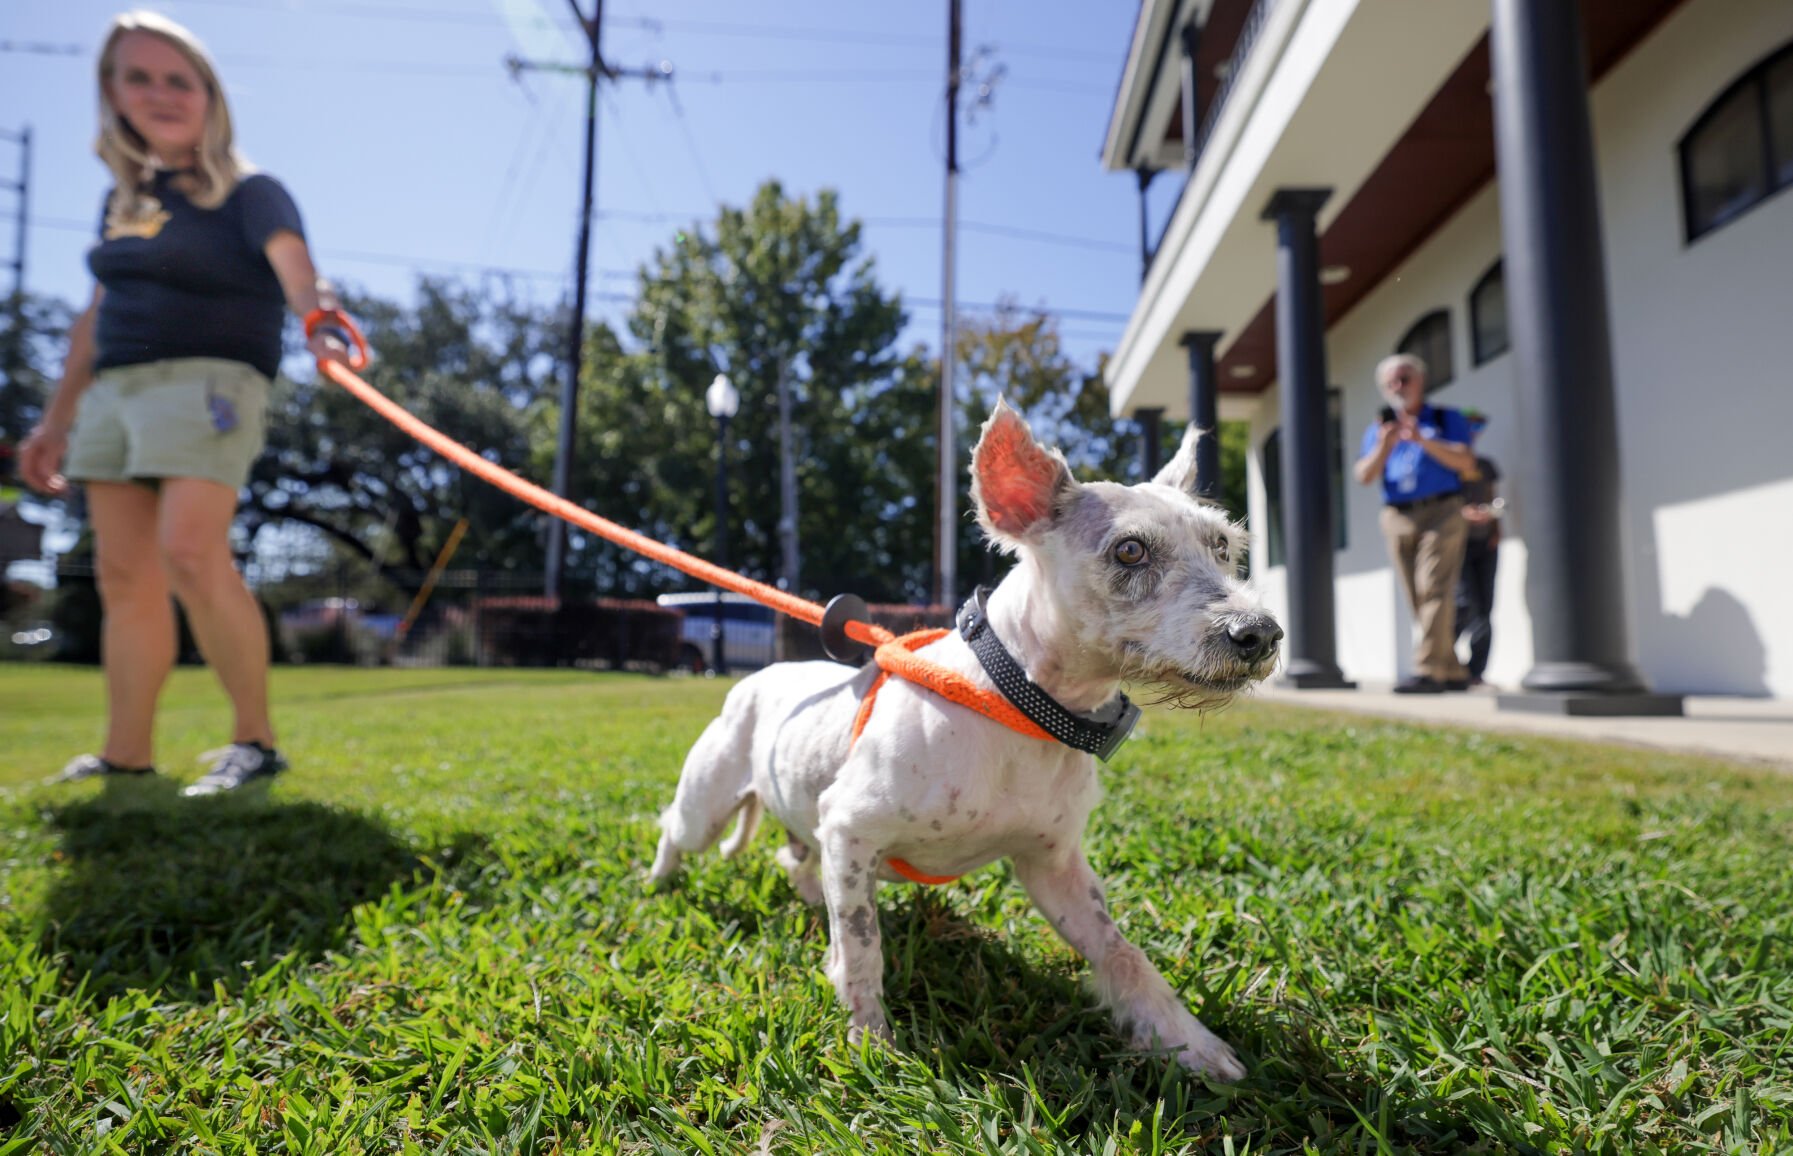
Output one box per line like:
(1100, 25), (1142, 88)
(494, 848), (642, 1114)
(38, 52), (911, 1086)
(1254, 682), (1793, 769)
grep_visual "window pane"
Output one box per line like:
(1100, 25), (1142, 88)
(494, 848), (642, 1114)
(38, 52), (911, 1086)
(1471, 262), (1508, 364)
(1685, 83), (1768, 234)
(1768, 52), (1793, 187)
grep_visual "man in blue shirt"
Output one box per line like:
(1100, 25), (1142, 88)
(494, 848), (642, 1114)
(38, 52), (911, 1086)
(1353, 354), (1477, 693)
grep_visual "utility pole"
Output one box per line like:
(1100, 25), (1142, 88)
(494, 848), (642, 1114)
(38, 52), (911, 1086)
(1, 127), (25, 300)
(510, 2), (671, 600)
(1, 126), (29, 432)
(776, 353), (799, 596)
(936, 0), (962, 610)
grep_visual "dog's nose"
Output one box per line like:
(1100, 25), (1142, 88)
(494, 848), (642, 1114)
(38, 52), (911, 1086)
(1226, 618), (1283, 663)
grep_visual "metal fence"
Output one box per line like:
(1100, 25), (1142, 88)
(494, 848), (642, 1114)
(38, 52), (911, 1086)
(2, 547), (952, 673)
(2, 549), (682, 671)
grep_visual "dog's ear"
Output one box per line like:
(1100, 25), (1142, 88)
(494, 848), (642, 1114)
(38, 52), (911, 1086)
(971, 397), (1075, 549)
(1151, 423), (1208, 496)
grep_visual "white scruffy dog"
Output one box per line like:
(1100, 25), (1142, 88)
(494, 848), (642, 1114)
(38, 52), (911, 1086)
(651, 400), (1281, 1078)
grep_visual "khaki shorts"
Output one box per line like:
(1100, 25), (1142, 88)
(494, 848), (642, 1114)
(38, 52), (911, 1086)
(65, 358), (271, 491)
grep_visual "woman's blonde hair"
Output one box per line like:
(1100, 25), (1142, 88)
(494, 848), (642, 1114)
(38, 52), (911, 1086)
(96, 10), (247, 217)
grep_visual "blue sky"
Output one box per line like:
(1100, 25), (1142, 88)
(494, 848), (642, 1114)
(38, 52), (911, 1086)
(3, 0), (1167, 368)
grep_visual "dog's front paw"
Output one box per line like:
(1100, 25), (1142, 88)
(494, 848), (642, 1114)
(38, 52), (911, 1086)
(1137, 1016), (1245, 1081)
(647, 834), (684, 889)
(846, 1020), (894, 1050)
(1173, 1035), (1245, 1081)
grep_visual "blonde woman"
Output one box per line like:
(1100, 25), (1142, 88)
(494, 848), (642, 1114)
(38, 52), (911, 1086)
(18, 11), (349, 794)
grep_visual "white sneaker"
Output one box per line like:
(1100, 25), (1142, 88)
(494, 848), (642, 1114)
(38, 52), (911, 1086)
(50, 753), (157, 784)
(181, 743), (289, 797)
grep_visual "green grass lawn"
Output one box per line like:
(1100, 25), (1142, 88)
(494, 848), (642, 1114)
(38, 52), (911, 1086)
(2, 664), (1790, 1154)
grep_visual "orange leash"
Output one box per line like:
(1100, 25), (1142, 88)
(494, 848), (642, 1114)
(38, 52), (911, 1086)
(304, 310), (1050, 884)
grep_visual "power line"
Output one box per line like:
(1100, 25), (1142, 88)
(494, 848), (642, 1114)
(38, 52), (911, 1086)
(598, 91), (664, 216)
(0, 41), (83, 57)
(168, 1), (1110, 63)
(12, 41), (1106, 93)
(910, 297), (1127, 323)
(594, 209), (1129, 255)
(679, 68), (936, 85)
(170, 0), (580, 33)
(665, 89), (719, 206)
(609, 14), (1114, 64)
(482, 85), (567, 261)
(33, 209), (1130, 267)
(947, 220), (1129, 254)
(28, 220), (1127, 324)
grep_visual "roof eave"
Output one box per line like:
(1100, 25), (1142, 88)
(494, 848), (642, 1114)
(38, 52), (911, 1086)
(1100, 0), (1195, 171)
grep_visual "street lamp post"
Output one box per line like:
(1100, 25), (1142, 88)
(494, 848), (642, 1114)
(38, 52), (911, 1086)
(705, 373), (740, 676)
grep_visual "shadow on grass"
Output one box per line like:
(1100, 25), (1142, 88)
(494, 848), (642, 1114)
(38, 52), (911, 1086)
(703, 886), (1535, 1154)
(37, 776), (488, 1002)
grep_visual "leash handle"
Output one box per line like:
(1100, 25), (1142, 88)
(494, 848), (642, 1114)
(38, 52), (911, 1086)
(304, 307), (370, 371)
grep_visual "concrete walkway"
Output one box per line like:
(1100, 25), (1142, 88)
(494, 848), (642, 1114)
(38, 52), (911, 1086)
(1254, 682), (1793, 769)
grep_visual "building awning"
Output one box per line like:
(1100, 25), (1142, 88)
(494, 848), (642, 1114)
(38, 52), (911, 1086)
(1103, 0), (1686, 418)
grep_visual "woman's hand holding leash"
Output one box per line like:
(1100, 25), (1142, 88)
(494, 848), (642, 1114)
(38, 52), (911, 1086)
(302, 306), (369, 372)
(307, 329), (352, 367)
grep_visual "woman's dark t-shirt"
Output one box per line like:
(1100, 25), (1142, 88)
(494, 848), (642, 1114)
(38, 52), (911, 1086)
(87, 170), (303, 380)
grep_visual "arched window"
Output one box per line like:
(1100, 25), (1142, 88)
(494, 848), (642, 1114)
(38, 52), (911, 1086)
(1396, 309), (1454, 392)
(1679, 41), (1793, 242)
(1469, 260), (1508, 366)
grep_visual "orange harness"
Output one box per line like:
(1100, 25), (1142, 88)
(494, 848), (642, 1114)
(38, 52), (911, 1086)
(307, 311), (1057, 885)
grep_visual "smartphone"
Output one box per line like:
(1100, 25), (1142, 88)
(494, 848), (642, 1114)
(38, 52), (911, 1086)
(1379, 405), (1397, 425)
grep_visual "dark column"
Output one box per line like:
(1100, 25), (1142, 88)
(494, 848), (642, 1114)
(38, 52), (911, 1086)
(1137, 407), (1165, 479)
(1489, 0), (1680, 715)
(1179, 21), (1202, 170)
(1261, 188), (1352, 689)
(1179, 330), (1223, 502)
(711, 408), (731, 675)
(1136, 167), (1156, 283)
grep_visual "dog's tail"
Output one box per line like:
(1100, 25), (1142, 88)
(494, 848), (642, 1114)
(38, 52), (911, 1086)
(718, 789), (763, 859)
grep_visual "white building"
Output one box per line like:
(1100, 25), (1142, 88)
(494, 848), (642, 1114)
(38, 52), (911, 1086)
(1101, 0), (1793, 701)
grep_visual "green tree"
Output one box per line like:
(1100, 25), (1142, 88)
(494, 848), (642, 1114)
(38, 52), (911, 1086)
(953, 303), (1251, 579)
(0, 291), (75, 457)
(553, 181), (936, 603)
(951, 303), (1140, 588)
(242, 277), (565, 586)
(955, 302), (1133, 481)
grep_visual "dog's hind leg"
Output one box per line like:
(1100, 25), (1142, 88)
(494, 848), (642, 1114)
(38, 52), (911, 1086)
(650, 702), (757, 885)
(775, 834), (823, 905)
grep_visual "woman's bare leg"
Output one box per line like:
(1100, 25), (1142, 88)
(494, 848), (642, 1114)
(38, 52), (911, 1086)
(88, 481), (174, 767)
(158, 478), (273, 747)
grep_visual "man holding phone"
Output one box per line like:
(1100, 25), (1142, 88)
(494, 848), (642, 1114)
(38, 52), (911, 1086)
(1353, 354), (1476, 693)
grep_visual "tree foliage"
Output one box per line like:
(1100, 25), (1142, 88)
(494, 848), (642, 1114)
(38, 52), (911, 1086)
(1, 292), (77, 458)
(555, 181), (937, 603)
(242, 278), (565, 586)
(10, 184), (1227, 611)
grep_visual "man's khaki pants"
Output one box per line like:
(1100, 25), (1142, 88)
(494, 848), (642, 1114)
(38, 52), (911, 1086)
(1379, 494), (1469, 682)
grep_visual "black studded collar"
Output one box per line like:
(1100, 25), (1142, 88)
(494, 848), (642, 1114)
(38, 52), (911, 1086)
(955, 586), (1141, 763)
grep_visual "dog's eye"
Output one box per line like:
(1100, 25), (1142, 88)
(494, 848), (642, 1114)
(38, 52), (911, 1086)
(1214, 539), (1230, 564)
(1112, 538), (1148, 567)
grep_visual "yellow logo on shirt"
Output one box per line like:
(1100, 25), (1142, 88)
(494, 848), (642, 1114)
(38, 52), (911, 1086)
(105, 195), (171, 240)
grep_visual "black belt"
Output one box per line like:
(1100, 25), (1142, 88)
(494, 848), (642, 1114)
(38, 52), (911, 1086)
(1387, 491), (1462, 513)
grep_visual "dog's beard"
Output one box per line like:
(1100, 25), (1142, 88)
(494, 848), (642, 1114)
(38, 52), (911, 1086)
(1119, 640), (1275, 712)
